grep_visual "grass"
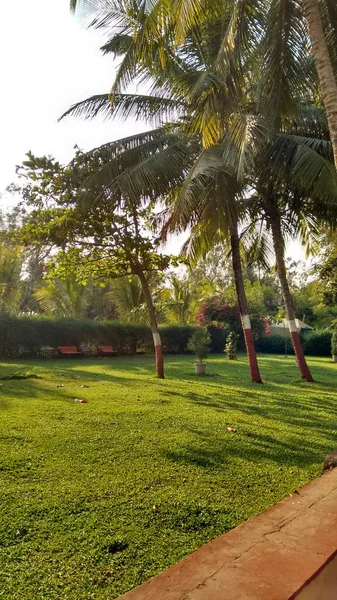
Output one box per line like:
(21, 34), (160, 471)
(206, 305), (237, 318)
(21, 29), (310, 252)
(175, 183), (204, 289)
(0, 353), (336, 599)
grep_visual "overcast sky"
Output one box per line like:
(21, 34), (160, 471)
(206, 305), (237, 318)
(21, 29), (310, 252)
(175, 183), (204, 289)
(0, 0), (304, 259)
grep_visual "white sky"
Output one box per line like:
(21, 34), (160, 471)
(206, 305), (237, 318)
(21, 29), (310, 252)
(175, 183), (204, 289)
(0, 0), (148, 199)
(0, 0), (304, 259)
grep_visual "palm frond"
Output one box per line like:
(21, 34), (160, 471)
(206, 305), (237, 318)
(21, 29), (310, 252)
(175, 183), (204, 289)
(258, 0), (313, 124)
(60, 92), (184, 124)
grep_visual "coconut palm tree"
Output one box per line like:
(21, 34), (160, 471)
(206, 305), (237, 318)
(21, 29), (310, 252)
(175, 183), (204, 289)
(161, 274), (193, 325)
(70, 0), (337, 165)
(63, 3), (265, 382)
(34, 278), (94, 317)
(301, 0), (337, 165)
(241, 104), (337, 380)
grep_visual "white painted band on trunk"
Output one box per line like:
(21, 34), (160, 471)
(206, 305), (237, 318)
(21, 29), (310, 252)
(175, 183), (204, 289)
(241, 315), (251, 329)
(153, 333), (161, 346)
(288, 320), (297, 333)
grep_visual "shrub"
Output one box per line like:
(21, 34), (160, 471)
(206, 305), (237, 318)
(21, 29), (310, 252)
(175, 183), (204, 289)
(160, 325), (196, 354)
(301, 331), (333, 357)
(225, 332), (239, 360)
(187, 328), (211, 362)
(0, 314), (196, 357)
(255, 334), (294, 355)
(208, 325), (228, 353)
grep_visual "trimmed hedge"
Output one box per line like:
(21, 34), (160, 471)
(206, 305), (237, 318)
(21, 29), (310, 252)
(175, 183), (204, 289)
(301, 330), (333, 357)
(256, 335), (294, 355)
(0, 314), (197, 358)
(256, 331), (333, 357)
(0, 314), (333, 358)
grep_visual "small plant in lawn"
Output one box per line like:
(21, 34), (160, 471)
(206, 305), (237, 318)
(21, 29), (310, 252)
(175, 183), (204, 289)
(331, 331), (337, 362)
(225, 332), (239, 360)
(188, 328), (211, 374)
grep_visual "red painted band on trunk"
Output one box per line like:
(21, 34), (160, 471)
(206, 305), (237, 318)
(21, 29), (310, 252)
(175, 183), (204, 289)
(290, 331), (313, 381)
(243, 327), (262, 383)
(155, 343), (164, 379)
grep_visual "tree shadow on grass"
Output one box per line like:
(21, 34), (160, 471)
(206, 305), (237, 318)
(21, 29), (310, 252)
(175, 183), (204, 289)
(162, 427), (332, 471)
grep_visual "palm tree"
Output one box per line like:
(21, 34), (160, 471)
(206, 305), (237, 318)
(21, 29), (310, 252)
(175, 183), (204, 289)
(34, 278), (93, 317)
(108, 276), (145, 323)
(70, 0), (337, 164)
(301, 0), (337, 165)
(108, 274), (163, 323)
(161, 274), (192, 324)
(163, 148), (263, 382)
(64, 3), (264, 383)
(242, 104), (337, 380)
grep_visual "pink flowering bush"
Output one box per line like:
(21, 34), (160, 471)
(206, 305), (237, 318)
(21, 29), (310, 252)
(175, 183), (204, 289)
(196, 297), (266, 340)
(261, 317), (272, 336)
(196, 299), (240, 330)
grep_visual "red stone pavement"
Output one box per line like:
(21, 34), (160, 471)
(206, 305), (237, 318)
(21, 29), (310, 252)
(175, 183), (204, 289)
(117, 469), (337, 600)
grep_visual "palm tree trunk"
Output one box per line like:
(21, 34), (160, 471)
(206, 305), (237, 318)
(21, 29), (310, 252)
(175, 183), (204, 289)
(136, 266), (164, 379)
(269, 214), (313, 382)
(230, 226), (262, 383)
(302, 0), (337, 166)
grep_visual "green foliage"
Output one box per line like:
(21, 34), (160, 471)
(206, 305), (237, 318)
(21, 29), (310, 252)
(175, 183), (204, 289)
(0, 314), (151, 357)
(161, 275), (193, 325)
(0, 245), (24, 314)
(160, 325), (196, 354)
(225, 332), (239, 360)
(331, 331), (337, 356)
(187, 328), (211, 362)
(301, 331), (333, 357)
(0, 354), (336, 598)
(208, 325), (229, 353)
(0, 314), (198, 357)
(313, 231), (337, 306)
(256, 335), (294, 355)
(34, 279), (95, 318)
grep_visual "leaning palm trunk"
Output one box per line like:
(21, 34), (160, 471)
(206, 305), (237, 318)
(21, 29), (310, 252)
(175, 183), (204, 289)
(269, 215), (313, 382)
(230, 226), (262, 383)
(302, 0), (337, 166)
(136, 266), (164, 379)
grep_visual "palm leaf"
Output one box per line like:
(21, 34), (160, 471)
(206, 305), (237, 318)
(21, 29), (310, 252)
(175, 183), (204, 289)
(60, 92), (184, 124)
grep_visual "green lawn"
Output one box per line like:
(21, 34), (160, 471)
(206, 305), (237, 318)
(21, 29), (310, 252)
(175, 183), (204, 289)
(0, 354), (336, 599)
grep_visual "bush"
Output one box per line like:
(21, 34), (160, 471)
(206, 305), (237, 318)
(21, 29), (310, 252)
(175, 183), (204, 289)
(255, 334), (294, 355)
(0, 314), (196, 358)
(0, 313), (332, 359)
(160, 325), (196, 354)
(225, 332), (239, 360)
(187, 328), (211, 362)
(208, 325), (228, 353)
(301, 331), (332, 357)
(0, 314), (152, 358)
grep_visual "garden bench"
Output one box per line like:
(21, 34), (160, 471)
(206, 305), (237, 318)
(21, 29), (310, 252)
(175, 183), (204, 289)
(57, 346), (82, 357)
(97, 345), (118, 357)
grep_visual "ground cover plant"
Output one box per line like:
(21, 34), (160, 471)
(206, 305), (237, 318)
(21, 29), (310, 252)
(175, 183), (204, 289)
(0, 354), (336, 599)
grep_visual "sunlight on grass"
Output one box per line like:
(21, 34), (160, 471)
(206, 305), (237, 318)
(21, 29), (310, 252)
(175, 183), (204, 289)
(0, 354), (336, 599)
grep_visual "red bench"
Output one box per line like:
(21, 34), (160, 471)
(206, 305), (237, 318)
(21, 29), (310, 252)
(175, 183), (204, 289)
(97, 345), (118, 357)
(57, 346), (82, 357)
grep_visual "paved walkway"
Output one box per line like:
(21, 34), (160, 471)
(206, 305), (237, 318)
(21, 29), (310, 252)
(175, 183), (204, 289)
(118, 469), (337, 600)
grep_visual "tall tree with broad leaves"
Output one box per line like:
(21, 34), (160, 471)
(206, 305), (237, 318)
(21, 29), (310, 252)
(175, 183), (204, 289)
(17, 146), (188, 378)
